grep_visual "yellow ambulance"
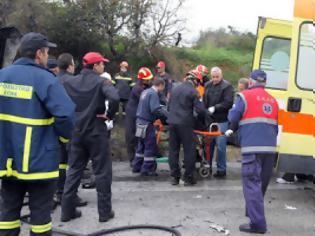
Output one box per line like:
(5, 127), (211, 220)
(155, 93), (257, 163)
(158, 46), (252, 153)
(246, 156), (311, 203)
(252, 0), (315, 174)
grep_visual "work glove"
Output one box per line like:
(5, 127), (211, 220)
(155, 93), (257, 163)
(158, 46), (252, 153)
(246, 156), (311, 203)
(208, 106), (215, 114)
(225, 129), (234, 137)
(105, 120), (114, 131)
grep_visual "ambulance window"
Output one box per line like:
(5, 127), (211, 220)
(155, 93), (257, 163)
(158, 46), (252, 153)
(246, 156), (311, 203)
(296, 23), (315, 91)
(260, 37), (291, 90)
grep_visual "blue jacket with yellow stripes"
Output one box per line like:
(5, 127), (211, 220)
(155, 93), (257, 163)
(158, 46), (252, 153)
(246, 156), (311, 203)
(0, 58), (75, 181)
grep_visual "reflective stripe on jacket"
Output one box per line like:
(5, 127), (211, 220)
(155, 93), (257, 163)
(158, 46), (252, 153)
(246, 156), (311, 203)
(114, 72), (133, 99)
(229, 85), (279, 154)
(0, 58), (75, 181)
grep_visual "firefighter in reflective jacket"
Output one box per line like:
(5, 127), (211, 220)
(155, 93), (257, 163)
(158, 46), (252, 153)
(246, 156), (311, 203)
(132, 73), (168, 176)
(227, 70), (279, 234)
(0, 33), (75, 236)
(113, 61), (134, 115)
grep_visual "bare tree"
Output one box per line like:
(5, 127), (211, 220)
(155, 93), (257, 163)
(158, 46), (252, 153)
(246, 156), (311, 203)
(0, 0), (16, 27)
(125, 0), (153, 55)
(143, 0), (186, 50)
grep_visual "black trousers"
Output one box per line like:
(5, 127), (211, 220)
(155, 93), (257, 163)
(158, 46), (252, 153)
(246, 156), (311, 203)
(125, 115), (137, 163)
(120, 99), (128, 113)
(56, 142), (68, 197)
(61, 130), (112, 218)
(168, 124), (196, 179)
(0, 179), (56, 236)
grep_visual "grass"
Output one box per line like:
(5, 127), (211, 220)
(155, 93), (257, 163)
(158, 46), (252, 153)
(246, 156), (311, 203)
(164, 43), (254, 86)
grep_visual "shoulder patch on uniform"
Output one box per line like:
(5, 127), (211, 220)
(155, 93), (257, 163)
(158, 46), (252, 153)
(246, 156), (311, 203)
(0, 82), (33, 100)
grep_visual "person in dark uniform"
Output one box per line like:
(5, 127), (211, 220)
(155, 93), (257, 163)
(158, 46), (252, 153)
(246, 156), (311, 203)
(54, 53), (87, 207)
(60, 52), (119, 223)
(0, 32), (75, 236)
(168, 69), (207, 186)
(132, 73), (168, 176)
(154, 61), (173, 102)
(113, 61), (134, 115)
(125, 67), (153, 165)
(47, 58), (59, 75)
(227, 70), (279, 234)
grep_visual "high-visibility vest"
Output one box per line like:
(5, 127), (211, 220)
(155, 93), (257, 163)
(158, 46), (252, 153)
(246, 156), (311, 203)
(238, 86), (279, 154)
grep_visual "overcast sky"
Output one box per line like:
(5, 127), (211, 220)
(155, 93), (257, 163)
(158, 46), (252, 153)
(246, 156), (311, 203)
(179, 0), (295, 43)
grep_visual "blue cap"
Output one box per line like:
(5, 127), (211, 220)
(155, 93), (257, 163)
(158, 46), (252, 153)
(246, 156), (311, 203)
(20, 32), (57, 54)
(250, 69), (267, 82)
(47, 59), (58, 69)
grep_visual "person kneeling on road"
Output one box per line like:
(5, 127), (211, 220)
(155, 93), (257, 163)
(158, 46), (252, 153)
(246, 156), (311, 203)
(168, 69), (207, 186)
(132, 72), (168, 176)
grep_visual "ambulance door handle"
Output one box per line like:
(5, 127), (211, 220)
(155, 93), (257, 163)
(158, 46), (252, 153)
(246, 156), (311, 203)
(287, 97), (302, 112)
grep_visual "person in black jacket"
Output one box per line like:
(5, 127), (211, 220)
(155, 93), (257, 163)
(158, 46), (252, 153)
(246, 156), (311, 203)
(154, 61), (173, 102)
(203, 67), (234, 178)
(113, 61), (134, 115)
(168, 69), (207, 186)
(125, 68), (153, 165)
(54, 53), (87, 207)
(61, 52), (119, 223)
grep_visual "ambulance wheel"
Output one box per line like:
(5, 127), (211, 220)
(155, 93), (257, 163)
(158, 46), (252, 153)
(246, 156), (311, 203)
(199, 167), (210, 178)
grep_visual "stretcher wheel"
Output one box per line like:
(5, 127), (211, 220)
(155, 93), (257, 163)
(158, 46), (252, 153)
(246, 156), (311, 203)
(199, 167), (210, 178)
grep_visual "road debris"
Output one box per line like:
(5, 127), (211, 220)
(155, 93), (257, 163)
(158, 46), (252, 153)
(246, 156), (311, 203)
(171, 224), (183, 229)
(285, 204), (297, 210)
(205, 220), (230, 235)
(194, 195), (202, 199)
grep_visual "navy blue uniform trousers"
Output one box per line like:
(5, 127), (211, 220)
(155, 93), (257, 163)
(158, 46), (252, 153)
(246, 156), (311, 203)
(0, 179), (56, 236)
(242, 153), (276, 231)
(132, 123), (157, 173)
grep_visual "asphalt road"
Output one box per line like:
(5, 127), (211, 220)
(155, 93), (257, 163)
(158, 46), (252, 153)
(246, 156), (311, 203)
(20, 162), (315, 236)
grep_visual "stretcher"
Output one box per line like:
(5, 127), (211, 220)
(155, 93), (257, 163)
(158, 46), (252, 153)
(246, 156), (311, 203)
(154, 121), (222, 178)
(194, 124), (222, 178)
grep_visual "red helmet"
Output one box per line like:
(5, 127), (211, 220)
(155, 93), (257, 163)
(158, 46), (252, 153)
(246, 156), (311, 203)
(186, 69), (203, 82)
(196, 64), (209, 76)
(120, 61), (129, 68)
(138, 67), (153, 80)
(156, 61), (166, 69)
(83, 52), (109, 65)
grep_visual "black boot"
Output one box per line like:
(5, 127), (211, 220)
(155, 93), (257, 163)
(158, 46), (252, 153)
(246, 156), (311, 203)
(99, 210), (115, 223)
(75, 195), (88, 207)
(140, 171), (158, 177)
(183, 176), (197, 186)
(239, 224), (266, 234)
(171, 177), (180, 185)
(61, 209), (82, 222)
(213, 171), (226, 178)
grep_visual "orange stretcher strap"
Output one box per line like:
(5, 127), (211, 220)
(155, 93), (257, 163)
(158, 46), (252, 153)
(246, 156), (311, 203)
(154, 120), (164, 145)
(193, 130), (223, 137)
